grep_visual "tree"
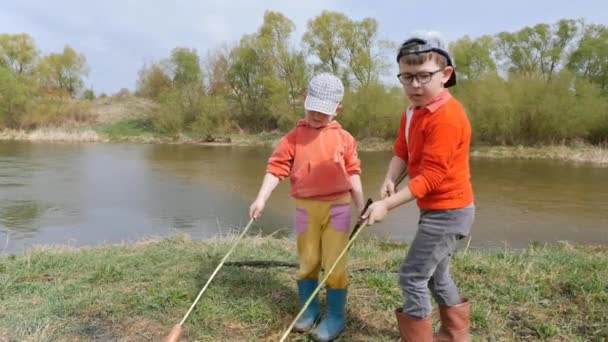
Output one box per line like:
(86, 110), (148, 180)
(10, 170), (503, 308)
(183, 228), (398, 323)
(495, 19), (579, 78)
(163, 48), (205, 128)
(0, 67), (32, 128)
(205, 46), (231, 96)
(203, 46), (233, 126)
(168, 47), (203, 88)
(257, 10), (308, 125)
(546, 19), (580, 76)
(83, 88), (95, 100)
(136, 62), (172, 100)
(0, 33), (39, 74)
(302, 11), (350, 76)
(225, 34), (275, 131)
(450, 35), (497, 80)
(303, 12), (389, 89)
(341, 17), (390, 88)
(37, 46), (88, 97)
(568, 23), (608, 91)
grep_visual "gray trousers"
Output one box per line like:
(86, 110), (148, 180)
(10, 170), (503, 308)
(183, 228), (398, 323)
(399, 204), (475, 318)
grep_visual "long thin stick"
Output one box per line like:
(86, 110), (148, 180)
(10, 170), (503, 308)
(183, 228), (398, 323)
(179, 218), (254, 326)
(279, 220), (368, 342)
(463, 235), (473, 255)
(393, 171), (408, 195)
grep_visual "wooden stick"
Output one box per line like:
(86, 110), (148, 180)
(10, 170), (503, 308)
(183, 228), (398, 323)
(164, 219), (255, 342)
(279, 220), (369, 342)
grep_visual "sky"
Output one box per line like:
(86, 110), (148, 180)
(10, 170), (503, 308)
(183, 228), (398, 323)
(1, 0), (605, 94)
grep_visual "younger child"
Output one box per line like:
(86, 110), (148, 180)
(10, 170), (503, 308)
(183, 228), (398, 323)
(249, 73), (364, 341)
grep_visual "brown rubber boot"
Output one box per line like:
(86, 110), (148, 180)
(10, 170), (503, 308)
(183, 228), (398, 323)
(395, 308), (433, 342)
(434, 298), (471, 342)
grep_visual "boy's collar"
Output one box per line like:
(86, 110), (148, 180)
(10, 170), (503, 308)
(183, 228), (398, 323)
(297, 119), (341, 129)
(413, 89), (451, 113)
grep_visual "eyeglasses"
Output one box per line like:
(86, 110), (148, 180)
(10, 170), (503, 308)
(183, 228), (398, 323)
(397, 69), (444, 85)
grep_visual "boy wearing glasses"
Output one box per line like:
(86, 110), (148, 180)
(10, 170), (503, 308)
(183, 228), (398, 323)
(363, 31), (475, 341)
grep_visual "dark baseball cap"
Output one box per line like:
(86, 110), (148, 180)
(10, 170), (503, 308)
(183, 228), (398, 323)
(396, 32), (456, 87)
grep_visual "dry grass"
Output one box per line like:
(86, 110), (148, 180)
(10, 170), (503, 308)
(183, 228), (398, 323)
(0, 128), (106, 142)
(471, 144), (608, 165)
(357, 137), (393, 152)
(91, 95), (157, 124)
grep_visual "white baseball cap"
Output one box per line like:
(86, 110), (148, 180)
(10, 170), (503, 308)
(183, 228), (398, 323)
(304, 73), (344, 116)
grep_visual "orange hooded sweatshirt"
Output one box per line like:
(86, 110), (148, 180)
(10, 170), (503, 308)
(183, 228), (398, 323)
(267, 119), (361, 200)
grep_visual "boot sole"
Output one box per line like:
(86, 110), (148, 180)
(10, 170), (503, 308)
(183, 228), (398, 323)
(293, 315), (321, 333)
(310, 328), (344, 342)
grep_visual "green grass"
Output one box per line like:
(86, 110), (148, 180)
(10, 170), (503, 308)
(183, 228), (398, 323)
(0, 236), (607, 341)
(95, 117), (157, 139)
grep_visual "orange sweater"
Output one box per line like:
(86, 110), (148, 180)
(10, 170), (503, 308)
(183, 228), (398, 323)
(267, 120), (361, 200)
(394, 90), (474, 209)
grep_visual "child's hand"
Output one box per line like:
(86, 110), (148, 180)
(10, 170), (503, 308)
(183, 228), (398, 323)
(361, 200), (389, 225)
(380, 178), (396, 199)
(249, 199), (266, 220)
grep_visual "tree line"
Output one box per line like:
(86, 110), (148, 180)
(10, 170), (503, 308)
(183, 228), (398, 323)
(2, 11), (607, 145)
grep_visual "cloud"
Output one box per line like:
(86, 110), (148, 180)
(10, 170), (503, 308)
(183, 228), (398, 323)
(1, 1), (350, 91)
(1, 0), (606, 92)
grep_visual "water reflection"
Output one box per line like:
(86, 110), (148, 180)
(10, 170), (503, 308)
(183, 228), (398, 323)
(0, 141), (606, 253)
(0, 200), (44, 236)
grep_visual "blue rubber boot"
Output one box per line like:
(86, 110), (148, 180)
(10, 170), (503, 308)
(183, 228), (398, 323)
(311, 288), (347, 341)
(293, 279), (321, 332)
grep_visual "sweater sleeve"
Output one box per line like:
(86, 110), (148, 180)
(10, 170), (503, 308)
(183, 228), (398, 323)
(393, 111), (408, 163)
(266, 130), (296, 180)
(343, 132), (361, 175)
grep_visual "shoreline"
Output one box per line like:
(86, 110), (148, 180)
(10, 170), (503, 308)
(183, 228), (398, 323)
(1, 128), (607, 165)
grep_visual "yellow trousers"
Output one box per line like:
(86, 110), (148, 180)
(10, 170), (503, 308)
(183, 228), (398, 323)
(294, 195), (351, 288)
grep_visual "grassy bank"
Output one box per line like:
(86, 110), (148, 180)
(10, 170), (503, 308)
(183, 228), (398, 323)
(2, 94), (607, 165)
(0, 235), (606, 341)
(2, 123), (608, 166)
(470, 144), (608, 165)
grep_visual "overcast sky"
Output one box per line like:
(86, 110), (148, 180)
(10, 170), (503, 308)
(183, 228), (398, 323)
(1, 0), (605, 94)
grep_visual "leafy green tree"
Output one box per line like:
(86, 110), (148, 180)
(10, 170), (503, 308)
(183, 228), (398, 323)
(450, 35), (497, 80)
(37, 45), (88, 97)
(0, 67), (32, 128)
(302, 11), (350, 76)
(225, 35), (275, 131)
(257, 10), (308, 128)
(495, 19), (579, 78)
(169, 47), (203, 88)
(0, 33), (39, 74)
(568, 23), (608, 91)
(83, 88), (95, 100)
(136, 62), (172, 100)
(342, 18), (390, 88)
